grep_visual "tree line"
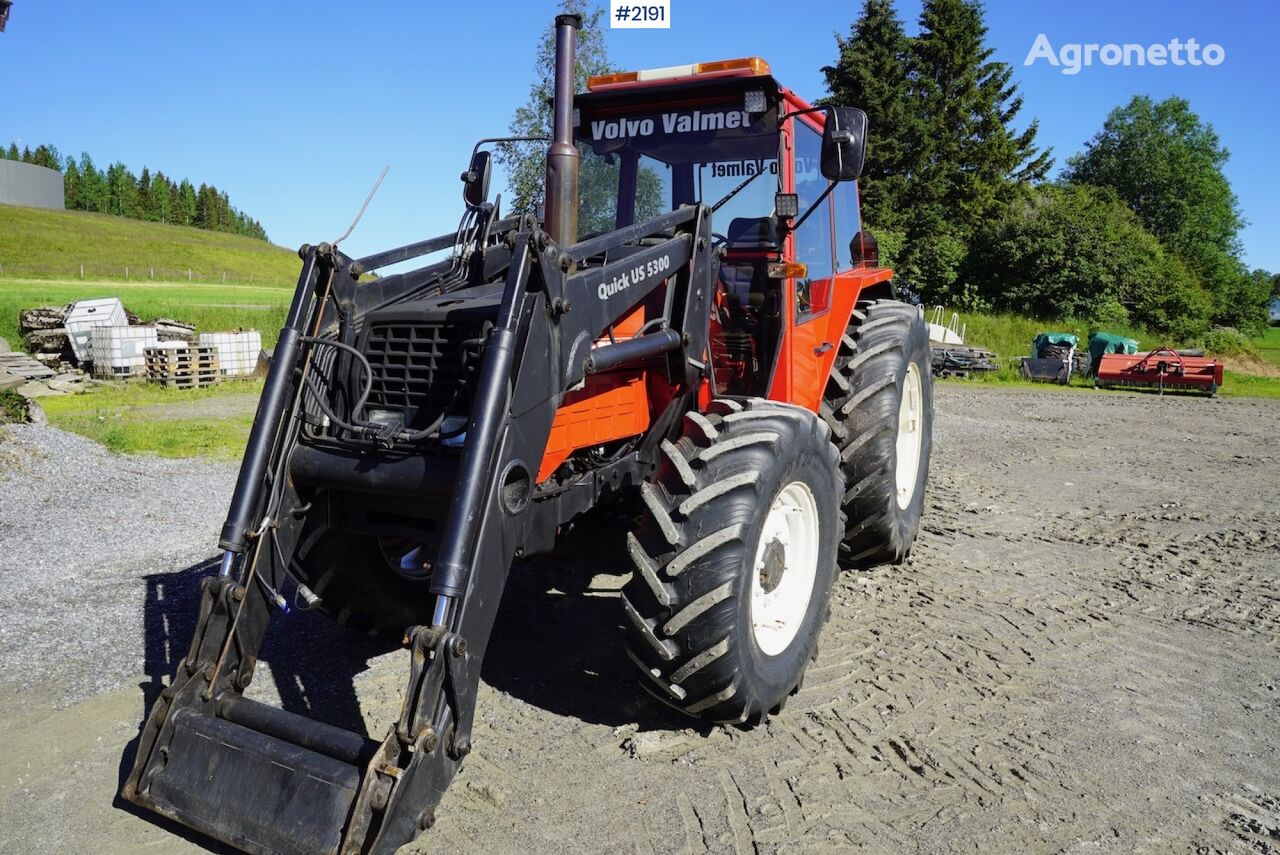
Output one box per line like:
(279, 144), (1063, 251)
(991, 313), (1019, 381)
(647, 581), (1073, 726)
(824, 0), (1275, 337)
(3, 142), (269, 242)
(507, 2), (1275, 338)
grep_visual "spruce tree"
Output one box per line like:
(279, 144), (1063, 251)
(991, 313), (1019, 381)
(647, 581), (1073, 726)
(822, 0), (916, 231)
(137, 167), (156, 220)
(79, 154), (108, 213)
(4, 143), (17, 160)
(907, 0), (1050, 238)
(63, 157), (81, 209)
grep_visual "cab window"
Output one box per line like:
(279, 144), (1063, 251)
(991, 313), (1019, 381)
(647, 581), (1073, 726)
(793, 120), (835, 319)
(832, 179), (861, 271)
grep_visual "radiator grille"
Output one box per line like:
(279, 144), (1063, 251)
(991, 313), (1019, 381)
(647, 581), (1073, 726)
(363, 321), (484, 431)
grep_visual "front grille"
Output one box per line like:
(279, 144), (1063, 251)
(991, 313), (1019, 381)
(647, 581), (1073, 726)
(363, 320), (485, 431)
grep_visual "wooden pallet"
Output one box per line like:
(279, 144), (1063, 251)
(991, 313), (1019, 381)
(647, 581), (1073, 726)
(145, 346), (221, 388)
(151, 373), (222, 389)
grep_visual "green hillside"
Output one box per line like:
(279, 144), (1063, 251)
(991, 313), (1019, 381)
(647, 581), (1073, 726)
(0, 204), (300, 285)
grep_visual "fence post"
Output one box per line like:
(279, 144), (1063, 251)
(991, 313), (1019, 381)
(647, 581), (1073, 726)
(222, 272), (226, 283)
(80, 264), (84, 279)
(150, 267), (154, 279)
(188, 268), (192, 281)
(125, 266), (129, 280)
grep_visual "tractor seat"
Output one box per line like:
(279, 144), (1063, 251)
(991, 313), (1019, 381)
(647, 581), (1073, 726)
(718, 217), (780, 317)
(724, 216), (780, 252)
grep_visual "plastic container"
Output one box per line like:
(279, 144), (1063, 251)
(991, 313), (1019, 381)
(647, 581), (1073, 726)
(199, 330), (262, 377)
(90, 325), (158, 378)
(65, 297), (128, 362)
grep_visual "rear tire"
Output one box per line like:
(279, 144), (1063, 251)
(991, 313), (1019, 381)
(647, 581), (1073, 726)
(820, 299), (933, 569)
(621, 399), (841, 724)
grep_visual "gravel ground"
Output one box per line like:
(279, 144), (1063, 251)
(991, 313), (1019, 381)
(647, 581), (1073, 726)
(0, 385), (1278, 854)
(0, 424), (234, 701)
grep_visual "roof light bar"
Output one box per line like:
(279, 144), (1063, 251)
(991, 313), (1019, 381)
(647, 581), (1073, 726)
(587, 57), (771, 91)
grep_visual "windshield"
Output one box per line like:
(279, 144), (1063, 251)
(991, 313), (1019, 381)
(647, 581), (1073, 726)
(574, 102), (781, 236)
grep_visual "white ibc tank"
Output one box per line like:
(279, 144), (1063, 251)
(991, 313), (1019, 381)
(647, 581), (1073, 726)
(199, 330), (263, 377)
(65, 297), (128, 361)
(90, 325), (158, 378)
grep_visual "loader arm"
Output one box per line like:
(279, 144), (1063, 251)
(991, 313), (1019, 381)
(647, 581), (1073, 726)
(123, 205), (716, 855)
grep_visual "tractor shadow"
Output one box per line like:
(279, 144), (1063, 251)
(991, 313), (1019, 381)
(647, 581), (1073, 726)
(115, 517), (694, 832)
(481, 513), (694, 732)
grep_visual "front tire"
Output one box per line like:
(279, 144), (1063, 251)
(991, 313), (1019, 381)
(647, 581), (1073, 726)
(621, 399), (841, 724)
(821, 299), (933, 568)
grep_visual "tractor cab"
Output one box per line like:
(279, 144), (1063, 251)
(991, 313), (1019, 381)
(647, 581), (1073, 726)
(574, 59), (884, 403)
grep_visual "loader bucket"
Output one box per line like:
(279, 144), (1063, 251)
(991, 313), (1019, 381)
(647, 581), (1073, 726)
(126, 694), (378, 855)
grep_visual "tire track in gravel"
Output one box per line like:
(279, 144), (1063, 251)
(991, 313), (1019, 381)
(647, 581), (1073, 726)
(2, 387), (1278, 854)
(417, 388), (1280, 854)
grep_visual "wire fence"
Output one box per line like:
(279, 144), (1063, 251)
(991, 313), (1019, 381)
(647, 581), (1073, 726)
(0, 262), (295, 287)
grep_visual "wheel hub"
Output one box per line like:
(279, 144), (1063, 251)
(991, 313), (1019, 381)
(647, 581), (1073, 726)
(759, 538), (786, 593)
(750, 481), (820, 656)
(894, 363), (924, 510)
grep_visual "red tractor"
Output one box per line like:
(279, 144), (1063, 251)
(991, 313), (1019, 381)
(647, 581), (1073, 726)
(124, 15), (933, 854)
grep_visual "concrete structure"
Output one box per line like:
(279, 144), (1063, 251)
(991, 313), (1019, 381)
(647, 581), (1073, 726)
(0, 159), (65, 210)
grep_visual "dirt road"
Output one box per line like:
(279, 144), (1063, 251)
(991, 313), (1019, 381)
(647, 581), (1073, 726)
(1, 385), (1277, 853)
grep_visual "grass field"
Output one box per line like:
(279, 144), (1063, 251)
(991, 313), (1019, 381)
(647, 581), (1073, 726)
(38, 379), (263, 460)
(1254, 326), (1280, 367)
(0, 277), (292, 349)
(0, 205), (300, 285)
(3, 223), (1278, 460)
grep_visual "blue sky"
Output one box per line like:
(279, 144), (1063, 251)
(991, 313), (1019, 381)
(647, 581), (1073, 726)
(2, 0), (1276, 270)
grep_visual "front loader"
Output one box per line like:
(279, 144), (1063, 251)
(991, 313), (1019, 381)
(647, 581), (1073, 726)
(123, 15), (934, 853)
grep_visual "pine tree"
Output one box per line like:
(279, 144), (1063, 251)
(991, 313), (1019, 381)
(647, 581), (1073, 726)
(106, 162), (140, 217)
(149, 171), (171, 223)
(63, 156), (82, 209)
(31, 144), (62, 171)
(137, 167), (157, 220)
(79, 154), (108, 213)
(4, 143), (17, 160)
(906, 0), (1050, 238)
(822, 0), (917, 231)
(178, 179), (198, 226)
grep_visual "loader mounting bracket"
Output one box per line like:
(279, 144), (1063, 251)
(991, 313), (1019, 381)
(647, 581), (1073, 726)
(395, 625), (475, 759)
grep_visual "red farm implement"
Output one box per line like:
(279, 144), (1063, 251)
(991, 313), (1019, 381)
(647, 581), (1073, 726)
(1094, 346), (1223, 396)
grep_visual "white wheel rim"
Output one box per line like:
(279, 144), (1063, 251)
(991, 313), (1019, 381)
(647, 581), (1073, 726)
(750, 481), (820, 656)
(895, 363), (924, 510)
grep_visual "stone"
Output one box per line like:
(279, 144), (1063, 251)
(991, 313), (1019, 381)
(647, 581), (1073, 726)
(15, 381), (63, 398)
(0, 336), (10, 353)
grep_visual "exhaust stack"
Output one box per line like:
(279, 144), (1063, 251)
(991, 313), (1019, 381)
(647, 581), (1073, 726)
(544, 13), (582, 247)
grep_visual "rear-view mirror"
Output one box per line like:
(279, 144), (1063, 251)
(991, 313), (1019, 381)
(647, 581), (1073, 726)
(821, 107), (867, 181)
(461, 150), (492, 207)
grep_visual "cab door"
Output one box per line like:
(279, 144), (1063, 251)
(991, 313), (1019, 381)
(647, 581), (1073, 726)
(773, 113), (838, 410)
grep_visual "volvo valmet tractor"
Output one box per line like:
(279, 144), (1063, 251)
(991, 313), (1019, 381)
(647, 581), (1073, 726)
(124, 15), (934, 854)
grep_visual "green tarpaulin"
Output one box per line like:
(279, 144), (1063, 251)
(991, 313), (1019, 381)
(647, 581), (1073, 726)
(1086, 332), (1139, 377)
(1032, 332), (1078, 358)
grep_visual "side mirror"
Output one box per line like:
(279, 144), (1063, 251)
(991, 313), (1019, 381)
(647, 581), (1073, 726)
(821, 107), (867, 181)
(461, 150), (492, 207)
